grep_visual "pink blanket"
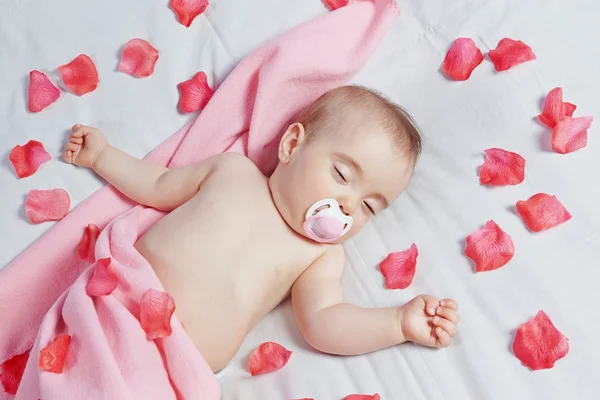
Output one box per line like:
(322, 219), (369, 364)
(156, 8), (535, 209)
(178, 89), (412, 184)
(0, 1), (399, 398)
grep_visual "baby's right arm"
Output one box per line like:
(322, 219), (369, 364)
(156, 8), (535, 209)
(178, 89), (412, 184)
(63, 124), (216, 211)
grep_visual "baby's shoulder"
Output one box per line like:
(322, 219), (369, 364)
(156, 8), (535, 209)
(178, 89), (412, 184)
(211, 152), (257, 172)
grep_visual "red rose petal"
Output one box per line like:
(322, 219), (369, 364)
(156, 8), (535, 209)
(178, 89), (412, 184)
(479, 148), (526, 186)
(76, 224), (100, 263)
(465, 220), (514, 272)
(516, 193), (571, 232)
(344, 395), (381, 400)
(170, 0), (208, 27)
(248, 342), (292, 376)
(177, 71), (214, 113)
(538, 87), (578, 128)
(0, 350), (30, 395)
(379, 243), (418, 289)
(118, 39), (160, 78)
(9, 140), (51, 179)
(38, 334), (71, 374)
(25, 189), (70, 224)
(324, 0), (349, 10)
(140, 289), (176, 340)
(551, 116), (593, 154)
(57, 54), (99, 96)
(28, 70), (60, 113)
(86, 258), (118, 297)
(488, 38), (536, 72)
(441, 38), (484, 81)
(512, 310), (569, 370)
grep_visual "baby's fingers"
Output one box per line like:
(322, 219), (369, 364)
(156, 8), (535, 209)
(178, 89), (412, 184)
(420, 294), (440, 316)
(439, 298), (458, 311)
(436, 306), (460, 325)
(433, 316), (456, 338)
(434, 327), (452, 348)
(65, 142), (79, 152)
(63, 150), (73, 163)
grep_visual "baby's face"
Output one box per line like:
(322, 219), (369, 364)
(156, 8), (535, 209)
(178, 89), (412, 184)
(270, 120), (415, 244)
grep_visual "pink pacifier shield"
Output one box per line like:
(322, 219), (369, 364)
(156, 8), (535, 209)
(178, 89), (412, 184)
(303, 215), (344, 243)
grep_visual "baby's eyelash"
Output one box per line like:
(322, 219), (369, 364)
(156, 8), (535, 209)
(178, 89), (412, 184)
(334, 166), (347, 183)
(364, 202), (375, 215)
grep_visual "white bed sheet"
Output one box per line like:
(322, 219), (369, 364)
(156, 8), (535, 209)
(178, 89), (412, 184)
(1, 0), (599, 399)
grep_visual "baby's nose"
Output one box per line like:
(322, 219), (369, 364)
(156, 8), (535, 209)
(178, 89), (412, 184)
(338, 199), (356, 216)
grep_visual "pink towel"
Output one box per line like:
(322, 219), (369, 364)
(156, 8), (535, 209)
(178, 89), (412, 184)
(0, 1), (399, 398)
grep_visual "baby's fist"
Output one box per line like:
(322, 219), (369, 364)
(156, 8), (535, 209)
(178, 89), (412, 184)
(399, 295), (460, 348)
(63, 124), (108, 169)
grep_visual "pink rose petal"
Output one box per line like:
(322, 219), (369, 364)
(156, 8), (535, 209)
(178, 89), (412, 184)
(170, 0), (209, 27)
(177, 71), (214, 113)
(441, 38), (484, 81)
(25, 189), (70, 224)
(488, 38), (536, 72)
(118, 39), (160, 78)
(28, 70), (60, 113)
(379, 243), (418, 289)
(9, 140), (51, 179)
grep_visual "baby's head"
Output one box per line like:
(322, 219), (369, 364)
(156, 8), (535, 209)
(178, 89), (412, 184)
(270, 85), (422, 244)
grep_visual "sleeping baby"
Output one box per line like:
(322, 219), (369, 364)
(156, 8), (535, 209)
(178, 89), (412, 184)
(62, 85), (460, 372)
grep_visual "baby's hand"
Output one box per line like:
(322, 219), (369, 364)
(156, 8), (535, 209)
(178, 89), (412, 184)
(399, 295), (459, 348)
(63, 124), (108, 169)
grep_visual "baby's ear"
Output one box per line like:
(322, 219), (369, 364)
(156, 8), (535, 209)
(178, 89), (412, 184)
(278, 123), (306, 164)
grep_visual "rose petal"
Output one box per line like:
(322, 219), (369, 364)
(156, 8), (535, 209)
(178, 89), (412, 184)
(38, 334), (71, 374)
(465, 220), (514, 273)
(28, 70), (60, 113)
(379, 243), (418, 289)
(57, 54), (99, 96)
(0, 349), (30, 395)
(513, 310), (569, 370)
(552, 116), (593, 154)
(170, 0), (208, 27)
(76, 224), (100, 263)
(441, 38), (484, 81)
(118, 39), (160, 78)
(488, 38), (536, 72)
(248, 342), (292, 376)
(479, 148), (526, 186)
(140, 289), (176, 339)
(324, 0), (349, 10)
(25, 189), (70, 224)
(538, 87), (578, 128)
(344, 395), (381, 400)
(516, 193), (572, 232)
(177, 71), (214, 113)
(86, 258), (118, 297)
(9, 140), (51, 179)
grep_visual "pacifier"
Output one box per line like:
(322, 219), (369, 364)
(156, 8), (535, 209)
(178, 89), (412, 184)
(303, 199), (353, 243)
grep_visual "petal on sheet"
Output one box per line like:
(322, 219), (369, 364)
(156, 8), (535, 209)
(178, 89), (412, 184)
(177, 71), (214, 113)
(140, 288), (176, 340)
(516, 193), (572, 232)
(28, 70), (60, 113)
(344, 394), (381, 400)
(379, 243), (418, 289)
(324, 0), (349, 10)
(76, 224), (100, 263)
(170, 0), (209, 27)
(465, 220), (514, 272)
(551, 116), (593, 154)
(538, 87), (578, 128)
(479, 148), (526, 186)
(0, 349), (30, 395)
(86, 258), (118, 297)
(488, 38), (536, 72)
(9, 140), (51, 179)
(118, 39), (160, 78)
(513, 310), (569, 370)
(25, 189), (70, 224)
(38, 334), (71, 374)
(563, 102), (577, 117)
(441, 38), (484, 81)
(57, 54), (99, 96)
(248, 342), (292, 376)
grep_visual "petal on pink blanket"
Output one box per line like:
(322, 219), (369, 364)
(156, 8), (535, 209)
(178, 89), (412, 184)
(465, 220), (514, 272)
(324, 0), (349, 10)
(57, 54), (99, 96)
(0, 349), (30, 395)
(25, 189), (70, 224)
(170, 0), (209, 27)
(488, 38), (536, 72)
(248, 342), (292, 376)
(9, 140), (51, 179)
(538, 87), (578, 128)
(441, 38), (484, 81)
(86, 258), (118, 296)
(28, 70), (60, 113)
(177, 71), (214, 113)
(516, 193), (572, 232)
(76, 224), (100, 263)
(344, 395), (381, 400)
(513, 310), (569, 370)
(140, 289), (176, 339)
(479, 148), (526, 186)
(39, 334), (71, 374)
(379, 243), (418, 289)
(118, 39), (160, 78)
(551, 116), (593, 154)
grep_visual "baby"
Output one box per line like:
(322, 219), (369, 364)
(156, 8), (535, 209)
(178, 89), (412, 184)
(62, 86), (459, 372)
